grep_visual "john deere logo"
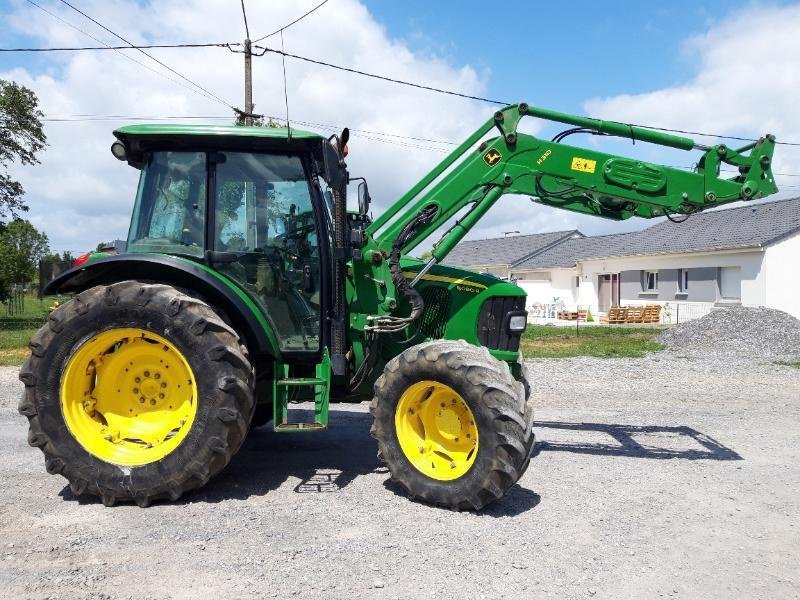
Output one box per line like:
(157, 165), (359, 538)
(483, 149), (502, 166)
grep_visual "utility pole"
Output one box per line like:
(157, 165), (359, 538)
(243, 38), (253, 126)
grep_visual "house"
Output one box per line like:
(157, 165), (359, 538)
(445, 229), (583, 279)
(445, 198), (800, 321)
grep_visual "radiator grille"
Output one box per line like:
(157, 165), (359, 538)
(419, 286), (451, 339)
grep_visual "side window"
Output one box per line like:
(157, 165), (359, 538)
(128, 152), (206, 256)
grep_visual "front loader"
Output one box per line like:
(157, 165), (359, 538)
(19, 104), (778, 509)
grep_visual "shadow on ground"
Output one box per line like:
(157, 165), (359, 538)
(59, 409), (541, 515)
(532, 421), (742, 461)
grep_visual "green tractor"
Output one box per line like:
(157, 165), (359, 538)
(19, 104), (778, 509)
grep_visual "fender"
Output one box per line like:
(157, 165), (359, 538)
(44, 254), (280, 357)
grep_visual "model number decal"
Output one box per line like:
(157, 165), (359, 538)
(537, 149), (552, 165)
(571, 157), (596, 173)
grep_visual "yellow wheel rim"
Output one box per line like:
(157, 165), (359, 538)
(60, 328), (198, 466)
(395, 380), (479, 481)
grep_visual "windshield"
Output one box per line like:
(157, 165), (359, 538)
(127, 151), (206, 257)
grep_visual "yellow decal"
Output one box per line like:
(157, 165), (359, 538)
(402, 271), (487, 290)
(483, 149), (502, 166)
(571, 157), (596, 173)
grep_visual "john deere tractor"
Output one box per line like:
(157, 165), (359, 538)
(19, 104), (778, 509)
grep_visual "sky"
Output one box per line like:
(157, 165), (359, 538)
(2, 0), (800, 253)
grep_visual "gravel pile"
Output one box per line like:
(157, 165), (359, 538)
(657, 305), (800, 359)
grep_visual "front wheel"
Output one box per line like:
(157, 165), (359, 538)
(370, 340), (534, 510)
(18, 281), (254, 506)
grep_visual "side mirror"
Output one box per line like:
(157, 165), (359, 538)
(322, 139), (345, 189)
(357, 180), (371, 215)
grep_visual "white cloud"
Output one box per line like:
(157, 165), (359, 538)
(5, 2), (798, 254)
(584, 3), (800, 185)
(2, 0), (502, 252)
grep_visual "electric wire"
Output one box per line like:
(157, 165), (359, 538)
(239, 0), (250, 39)
(252, 0), (331, 43)
(251, 43), (508, 106)
(20, 0), (241, 107)
(0, 43), (229, 51)
(56, 0), (233, 109)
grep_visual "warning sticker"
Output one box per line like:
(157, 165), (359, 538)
(571, 157), (597, 173)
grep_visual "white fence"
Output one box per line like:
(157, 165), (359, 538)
(526, 299), (761, 326)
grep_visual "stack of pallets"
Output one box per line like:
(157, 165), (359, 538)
(600, 305), (662, 324)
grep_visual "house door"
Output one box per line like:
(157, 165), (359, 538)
(611, 273), (621, 307)
(598, 275), (611, 312)
(598, 274), (621, 312)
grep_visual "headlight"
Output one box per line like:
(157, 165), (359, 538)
(508, 313), (528, 332)
(110, 141), (127, 161)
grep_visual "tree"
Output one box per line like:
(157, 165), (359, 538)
(0, 219), (50, 286)
(0, 80), (47, 220)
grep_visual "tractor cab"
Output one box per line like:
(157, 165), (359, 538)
(112, 124), (343, 355)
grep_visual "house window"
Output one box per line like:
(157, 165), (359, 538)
(575, 276), (580, 288)
(677, 269), (689, 293)
(642, 270), (658, 292)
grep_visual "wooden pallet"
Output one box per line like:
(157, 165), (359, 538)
(600, 305), (662, 325)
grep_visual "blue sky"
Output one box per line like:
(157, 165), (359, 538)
(364, 0), (792, 112)
(2, 0), (799, 252)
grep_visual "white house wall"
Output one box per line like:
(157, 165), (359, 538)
(575, 249), (766, 315)
(516, 269), (577, 308)
(765, 233), (800, 319)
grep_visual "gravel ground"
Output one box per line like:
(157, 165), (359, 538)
(1, 352), (799, 599)
(658, 306), (800, 359)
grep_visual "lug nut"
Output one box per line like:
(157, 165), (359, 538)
(139, 397), (145, 404)
(144, 370), (150, 377)
(154, 373), (161, 380)
(158, 393), (165, 399)
(160, 382), (167, 388)
(133, 387), (139, 394)
(150, 399), (156, 406)
(135, 377), (141, 383)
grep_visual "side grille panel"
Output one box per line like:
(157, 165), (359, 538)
(477, 296), (526, 352)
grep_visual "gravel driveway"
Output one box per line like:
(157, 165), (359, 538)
(1, 353), (798, 599)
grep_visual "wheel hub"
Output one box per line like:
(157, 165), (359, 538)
(395, 381), (479, 481)
(61, 328), (198, 466)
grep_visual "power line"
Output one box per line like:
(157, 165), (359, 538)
(239, 0), (250, 39)
(252, 43), (507, 106)
(0, 43), (229, 51)
(626, 123), (800, 147)
(248, 43), (800, 147)
(252, 0), (331, 43)
(36, 113), (800, 168)
(57, 0), (234, 109)
(22, 0), (240, 106)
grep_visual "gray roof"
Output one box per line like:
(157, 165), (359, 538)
(471, 197), (800, 271)
(515, 233), (632, 269)
(445, 229), (582, 267)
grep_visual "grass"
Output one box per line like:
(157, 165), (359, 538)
(773, 360), (800, 369)
(0, 293), (59, 366)
(521, 324), (664, 359)
(0, 328), (38, 366)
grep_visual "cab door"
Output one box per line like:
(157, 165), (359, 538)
(211, 152), (326, 355)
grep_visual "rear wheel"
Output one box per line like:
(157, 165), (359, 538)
(18, 281), (254, 506)
(370, 340), (534, 510)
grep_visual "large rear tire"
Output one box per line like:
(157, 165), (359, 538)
(370, 340), (534, 510)
(18, 281), (255, 506)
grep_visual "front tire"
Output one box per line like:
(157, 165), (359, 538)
(370, 340), (534, 510)
(18, 281), (254, 506)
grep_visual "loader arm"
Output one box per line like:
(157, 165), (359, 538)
(367, 103), (777, 266)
